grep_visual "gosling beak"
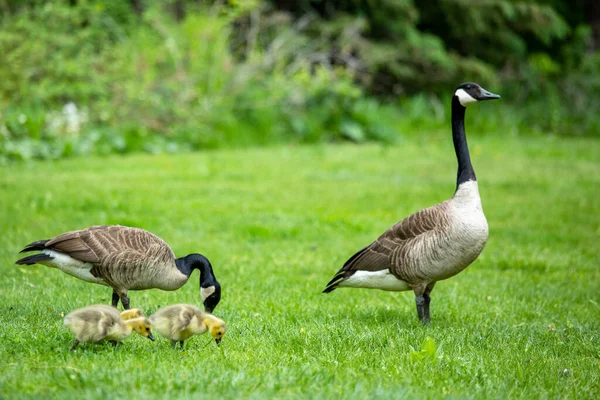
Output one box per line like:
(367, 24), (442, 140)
(148, 333), (155, 341)
(215, 338), (222, 345)
(479, 89), (500, 101)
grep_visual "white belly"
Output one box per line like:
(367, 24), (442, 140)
(43, 250), (108, 286)
(339, 269), (410, 292)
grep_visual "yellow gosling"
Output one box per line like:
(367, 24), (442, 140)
(64, 305), (154, 351)
(77, 304), (145, 320)
(149, 304), (227, 349)
(120, 308), (145, 320)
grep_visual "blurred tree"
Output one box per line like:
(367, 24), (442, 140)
(264, 0), (580, 94)
(584, 0), (600, 50)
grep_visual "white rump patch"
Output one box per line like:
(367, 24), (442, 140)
(201, 285), (216, 302)
(455, 88), (477, 107)
(43, 250), (107, 285)
(338, 270), (410, 292)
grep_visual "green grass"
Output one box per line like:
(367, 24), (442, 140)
(1, 135), (599, 399)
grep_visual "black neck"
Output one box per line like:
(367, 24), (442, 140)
(452, 96), (476, 191)
(175, 254), (218, 287)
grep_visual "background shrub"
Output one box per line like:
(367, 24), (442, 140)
(0, 0), (598, 162)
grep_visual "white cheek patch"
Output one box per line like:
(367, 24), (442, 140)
(455, 88), (478, 107)
(201, 285), (216, 302)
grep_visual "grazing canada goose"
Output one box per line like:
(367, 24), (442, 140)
(16, 225), (221, 312)
(323, 82), (500, 324)
(64, 304), (154, 351)
(149, 304), (227, 349)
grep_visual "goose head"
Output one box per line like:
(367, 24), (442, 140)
(203, 315), (227, 345)
(454, 82), (500, 107)
(125, 317), (155, 341)
(201, 281), (221, 314)
(177, 253), (222, 313)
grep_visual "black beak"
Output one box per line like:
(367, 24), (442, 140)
(215, 338), (221, 345)
(479, 88), (500, 101)
(148, 333), (155, 341)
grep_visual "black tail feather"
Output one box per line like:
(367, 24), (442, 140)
(323, 246), (370, 293)
(322, 284), (338, 294)
(15, 253), (53, 265)
(19, 240), (50, 253)
(322, 270), (345, 293)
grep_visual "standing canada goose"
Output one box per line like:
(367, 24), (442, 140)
(323, 82), (500, 324)
(16, 225), (221, 312)
(149, 304), (227, 349)
(64, 304), (154, 351)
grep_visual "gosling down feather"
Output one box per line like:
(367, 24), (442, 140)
(119, 308), (146, 320)
(149, 304), (227, 349)
(323, 82), (500, 324)
(64, 304), (154, 351)
(16, 225), (221, 312)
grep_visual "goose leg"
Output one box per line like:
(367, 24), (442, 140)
(69, 339), (80, 351)
(414, 284), (435, 325)
(121, 296), (131, 310)
(422, 293), (431, 323)
(111, 291), (119, 308)
(423, 282), (436, 324)
(179, 341), (184, 350)
(415, 295), (426, 322)
(171, 340), (177, 349)
(116, 289), (131, 310)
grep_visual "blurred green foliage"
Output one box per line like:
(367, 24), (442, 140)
(0, 0), (598, 162)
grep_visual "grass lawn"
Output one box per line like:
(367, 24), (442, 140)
(1, 134), (599, 399)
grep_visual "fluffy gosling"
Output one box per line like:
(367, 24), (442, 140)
(84, 305), (145, 320)
(149, 304), (227, 349)
(64, 305), (154, 351)
(120, 308), (145, 320)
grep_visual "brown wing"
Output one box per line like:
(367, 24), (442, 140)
(348, 202), (449, 272)
(45, 225), (174, 264)
(324, 201), (451, 290)
(45, 228), (103, 263)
